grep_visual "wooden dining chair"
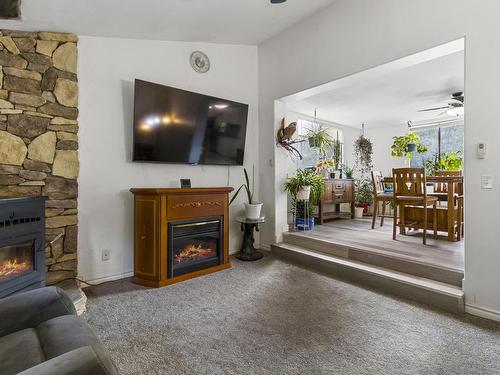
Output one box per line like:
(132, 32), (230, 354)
(371, 171), (394, 229)
(430, 170), (464, 240)
(392, 168), (438, 245)
(431, 170), (462, 202)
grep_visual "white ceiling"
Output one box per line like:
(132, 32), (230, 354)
(1, 0), (336, 45)
(287, 51), (465, 128)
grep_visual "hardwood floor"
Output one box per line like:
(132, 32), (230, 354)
(283, 217), (464, 288)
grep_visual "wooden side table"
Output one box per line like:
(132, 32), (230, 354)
(235, 216), (265, 261)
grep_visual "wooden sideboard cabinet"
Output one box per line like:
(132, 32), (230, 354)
(317, 179), (355, 224)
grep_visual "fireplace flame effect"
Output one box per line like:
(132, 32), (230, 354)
(174, 243), (216, 264)
(0, 258), (31, 281)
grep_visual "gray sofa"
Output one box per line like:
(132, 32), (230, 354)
(0, 286), (119, 375)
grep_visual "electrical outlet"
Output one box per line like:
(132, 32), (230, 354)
(102, 249), (110, 261)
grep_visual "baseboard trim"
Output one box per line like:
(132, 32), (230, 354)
(82, 271), (134, 287)
(465, 304), (500, 322)
(260, 244), (271, 252)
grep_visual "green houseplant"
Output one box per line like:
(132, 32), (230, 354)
(391, 132), (428, 159)
(354, 135), (373, 177)
(354, 179), (373, 217)
(332, 137), (342, 175)
(230, 167), (262, 219)
(284, 169), (325, 227)
(307, 126), (334, 157)
(342, 163), (355, 179)
(425, 151), (463, 175)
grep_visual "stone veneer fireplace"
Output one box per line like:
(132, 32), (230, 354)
(0, 29), (79, 284)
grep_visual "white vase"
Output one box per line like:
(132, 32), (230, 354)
(296, 186), (311, 201)
(245, 203), (263, 220)
(354, 207), (364, 218)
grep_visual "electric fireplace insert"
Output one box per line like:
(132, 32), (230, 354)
(168, 217), (223, 278)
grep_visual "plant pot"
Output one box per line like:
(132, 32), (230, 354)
(295, 217), (315, 231)
(296, 186), (311, 201)
(308, 137), (318, 148)
(406, 143), (417, 152)
(245, 203), (263, 220)
(354, 207), (364, 218)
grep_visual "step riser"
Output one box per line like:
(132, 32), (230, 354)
(272, 244), (464, 315)
(283, 233), (463, 287)
(283, 233), (349, 257)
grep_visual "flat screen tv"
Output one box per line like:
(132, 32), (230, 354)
(133, 79), (248, 166)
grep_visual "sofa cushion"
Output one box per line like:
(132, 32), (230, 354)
(17, 345), (119, 375)
(0, 314), (108, 375)
(0, 287), (76, 338)
(37, 315), (102, 360)
(0, 328), (45, 375)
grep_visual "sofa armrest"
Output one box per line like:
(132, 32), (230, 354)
(17, 346), (120, 375)
(0, 286), (76, 337)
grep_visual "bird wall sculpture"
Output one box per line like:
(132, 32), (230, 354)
(276, 118), (304, 159)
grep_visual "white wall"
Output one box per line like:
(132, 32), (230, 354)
(365, 124), (407, 176)
(259, 0), (500, 319)
(78, 36), (258, 282)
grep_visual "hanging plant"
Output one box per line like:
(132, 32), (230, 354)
(391, 132), (428, 159)
(354, 135), (373, 175)
(306, 126), (334, 158)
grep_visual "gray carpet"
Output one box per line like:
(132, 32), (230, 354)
(83, 254), (500, 375)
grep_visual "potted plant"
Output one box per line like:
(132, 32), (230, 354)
(332, 131), (342, 177)
(230, 167), (262, 220)
(353, 135), (373, 177)
(425, 151), (463, 175)
(284, 169), (325, 229)
(342, 163), (355, 179)
(354, 179), (373, 217)
(315, 158), (335, 178)
(307, 126), (334, 157)
(391, 131), (428, 159)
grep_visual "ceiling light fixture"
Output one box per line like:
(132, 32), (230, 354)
(271, 0), (287, 3)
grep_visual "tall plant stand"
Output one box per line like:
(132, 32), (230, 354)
(235, 216), (265, 261)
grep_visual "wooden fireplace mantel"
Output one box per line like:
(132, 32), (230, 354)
(130, 187), (234, 195)
(130, 187), (233, 288)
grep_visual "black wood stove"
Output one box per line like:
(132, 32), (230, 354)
(0, 197), (47, 298)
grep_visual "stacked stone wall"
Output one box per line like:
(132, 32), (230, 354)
(0, 30), (79, 284)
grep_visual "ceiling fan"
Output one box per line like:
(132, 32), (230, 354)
(418, 92), (464, 116)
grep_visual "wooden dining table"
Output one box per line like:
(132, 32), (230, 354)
(382, 175), (464, 242)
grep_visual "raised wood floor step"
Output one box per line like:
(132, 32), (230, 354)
(282, 232), (464, 287)
(271, 242), (464, 314)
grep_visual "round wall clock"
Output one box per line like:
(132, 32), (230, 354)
(190, 51), (210, 73)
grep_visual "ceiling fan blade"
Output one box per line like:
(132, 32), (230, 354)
(417, 106), (449, 112)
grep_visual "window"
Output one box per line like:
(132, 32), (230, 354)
(410, 120), (464, 168)
(296, 119), (344, 169)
